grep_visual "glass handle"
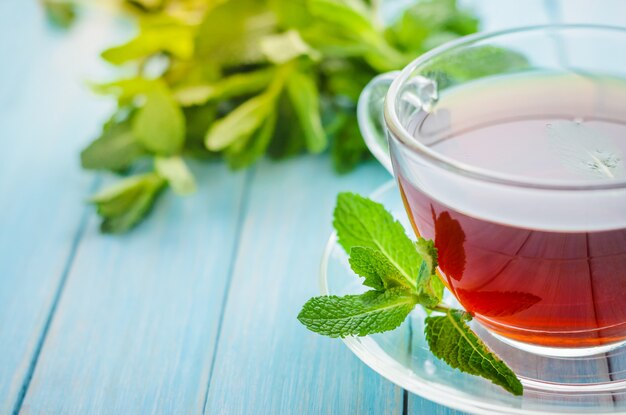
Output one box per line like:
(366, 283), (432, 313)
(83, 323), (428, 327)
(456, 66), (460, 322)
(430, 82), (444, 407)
(357, 71), (400, 175)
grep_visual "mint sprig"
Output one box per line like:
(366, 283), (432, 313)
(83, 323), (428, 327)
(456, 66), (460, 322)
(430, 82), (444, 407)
(333, 192), (421, 290)
(425, 310), (523, 396)
(298, 288), (417, 337)
(74, 0), (532, 234)
(298, 193), (523, 396)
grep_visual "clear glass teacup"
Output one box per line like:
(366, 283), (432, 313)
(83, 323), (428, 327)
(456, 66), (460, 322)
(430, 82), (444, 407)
(357, 25), (626, 357)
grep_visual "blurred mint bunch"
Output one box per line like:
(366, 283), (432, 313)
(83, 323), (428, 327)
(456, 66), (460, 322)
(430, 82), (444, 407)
(82, 0), (479, 233)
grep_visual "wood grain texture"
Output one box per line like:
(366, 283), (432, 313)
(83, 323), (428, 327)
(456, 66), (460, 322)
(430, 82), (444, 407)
(18, 162), (247, 414)
(0, 6), (121, 413)
(203, 157), (404, 415)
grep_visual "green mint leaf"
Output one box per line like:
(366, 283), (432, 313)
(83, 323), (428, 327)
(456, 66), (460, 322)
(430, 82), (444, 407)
(305, 0), (407, 71)
(300, 23), (369, 58)
(195, 0), (273, 66)
(333, 193), (419, 289)
(43, 0), (76, 29)
(173, 68), (275, 106)
(414, 237), (443, 307)
(416, 262), (445, 308)
(125, 0), (162, 12)
(225, 111), (277, 169)
(286, 71), (327, 153)
(267, 91), (306, 159)
(182, 104), (218, 157)
(102, 15), (193, 65)
(415, 237), (438, 272)
(205, 93), (275, 151)
(420, 45), (529, 90)
(425, 310), (523, 396)
(81, 117), (145, 172)
(298, 288), (417, 337)
(260, 30), (320, 64)
(307, 0), (374, 38)
(154, 156), (196, 195)
(90, 78), (159, 105)
(90, 172), (166, 233)
(132, 87), (185, 155)
(387, 0), (477, 53)
(349, 246), (412, 291)
(329, 113), (370, 173)
(269, 0), (313, 29)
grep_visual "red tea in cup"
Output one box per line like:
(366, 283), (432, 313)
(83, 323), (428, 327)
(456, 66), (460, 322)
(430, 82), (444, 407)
(393, 74), (626, 348)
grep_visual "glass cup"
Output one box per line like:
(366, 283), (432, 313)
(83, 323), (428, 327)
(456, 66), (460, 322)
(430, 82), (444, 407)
(357, 25), (626, 357)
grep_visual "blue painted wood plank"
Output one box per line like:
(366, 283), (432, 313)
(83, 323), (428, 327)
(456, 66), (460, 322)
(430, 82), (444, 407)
(203, 157), (403, 414)
(0, 6), (123, 414)
(552, 0), (626, 26)
(19, 162), (248, 414)
(458, 0), (551, 30)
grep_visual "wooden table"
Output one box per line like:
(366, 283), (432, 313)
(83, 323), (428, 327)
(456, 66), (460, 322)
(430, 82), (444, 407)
(1, 1), (625, 413)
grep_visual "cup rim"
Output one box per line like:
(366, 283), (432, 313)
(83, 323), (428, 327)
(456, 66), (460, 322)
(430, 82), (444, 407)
(384, 24), (626, 191)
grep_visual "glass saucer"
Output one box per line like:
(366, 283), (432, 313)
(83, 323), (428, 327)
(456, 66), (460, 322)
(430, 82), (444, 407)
(320, 180), (626, 414)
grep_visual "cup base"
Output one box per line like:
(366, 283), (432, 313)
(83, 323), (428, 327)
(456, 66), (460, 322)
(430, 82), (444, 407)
(324, 180), (626, 409)
(470, 319), (626, 393)
(490, 332), (626, 358)
(439, 291), (626, 392)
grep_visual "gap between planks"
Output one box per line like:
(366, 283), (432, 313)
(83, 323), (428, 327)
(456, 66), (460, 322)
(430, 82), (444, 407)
(10, 177), (101, 415)
(201, 167), (257, 414)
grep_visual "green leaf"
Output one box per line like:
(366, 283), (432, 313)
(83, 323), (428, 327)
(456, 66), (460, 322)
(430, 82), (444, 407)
(286, 71), (327, 153)
(333, 193), (420, 289)
(300, 24), (370, 58)
(425, 310), (523, 396)
(330, 112), (370, 173)
(415, 237), (439, 275)
(260, 30), (320, 64)
(195, 0), (275, 66)
(307, 0), (374, 37)
(125, 0), (164, 12)
(205, 92), (275, 151)
(267, 91), (306, 159)
(416, 262), (445, 308)
(132, 87), (185, 155)
(269, 0), (313, 29)
(420, 45), (529, 90)
(102, 15), (194, 65)
(90, 78), (159, 104)
(43, 0), (76, 29)
(90, 173), (166, 233)
(349, 246), (411, 291)
(305, 0), (407, 71)
(173, 68), (275, 106)
(323, 59), (375, 102)
(225, 111), (277, 169)
(414, 238), (444, 307)
(81, 117), (145, 171)
(298, 288), (417, 337)
(154, 156), (196, 195)
(386, 0), (478, 54)
(183, 104), (217, 157)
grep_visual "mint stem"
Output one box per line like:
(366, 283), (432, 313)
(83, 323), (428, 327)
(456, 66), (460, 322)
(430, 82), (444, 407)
(427, 303), (454, 314)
